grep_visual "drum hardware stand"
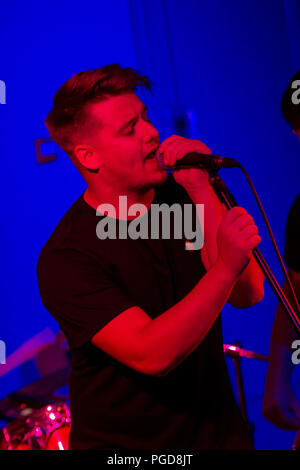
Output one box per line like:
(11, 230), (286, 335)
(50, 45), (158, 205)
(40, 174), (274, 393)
(224, 343), (269, 435)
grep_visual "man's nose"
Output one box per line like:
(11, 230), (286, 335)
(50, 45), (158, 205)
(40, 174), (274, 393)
(144, 121), (159, 142)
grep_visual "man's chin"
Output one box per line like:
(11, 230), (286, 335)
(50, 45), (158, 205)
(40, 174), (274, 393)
(149, 170), (168, 187)
(134, 168), (168, 192)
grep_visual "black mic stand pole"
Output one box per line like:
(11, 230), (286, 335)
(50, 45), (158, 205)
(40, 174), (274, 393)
(208, 173), (300, 335)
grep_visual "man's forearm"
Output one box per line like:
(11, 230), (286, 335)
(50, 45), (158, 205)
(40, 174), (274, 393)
(186, 177), (223, 268)
(187, 182), (264, 308)
(229, 255), (264, 308)
(139, 259), (237, 376)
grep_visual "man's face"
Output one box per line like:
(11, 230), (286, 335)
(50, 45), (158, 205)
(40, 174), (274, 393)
(85, 92), (167, 192)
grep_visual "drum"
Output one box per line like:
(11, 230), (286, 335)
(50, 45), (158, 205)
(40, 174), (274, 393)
(0, 402), (70, 450)
(43, 403), (71, 450)
(46, 425), (70, 450)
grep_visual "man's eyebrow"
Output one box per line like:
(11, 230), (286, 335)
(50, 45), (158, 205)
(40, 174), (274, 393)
(118, 105), (148, 133)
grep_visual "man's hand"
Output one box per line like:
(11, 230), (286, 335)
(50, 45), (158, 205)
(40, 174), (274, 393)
(217, 206), (261, 280)
(158, 135), (211, 193)
(158, 135), (263, 306)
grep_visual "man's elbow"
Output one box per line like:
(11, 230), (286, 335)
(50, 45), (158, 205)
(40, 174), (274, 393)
(138, 359), (171, 377)
(245, 284), (265, 307)
(229, 283), (265, 309)
(138, 351), (179, 377)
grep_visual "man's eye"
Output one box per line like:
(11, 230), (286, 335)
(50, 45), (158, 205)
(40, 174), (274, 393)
(124, 127), (135, 136)
(123, 115), (151, 135)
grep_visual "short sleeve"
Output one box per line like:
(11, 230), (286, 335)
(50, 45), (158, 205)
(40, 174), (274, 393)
(37, 249), (135, 350)
(284, 195), (300, 273)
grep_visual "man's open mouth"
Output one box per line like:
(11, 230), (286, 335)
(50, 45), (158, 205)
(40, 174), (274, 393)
(145, 150), (157, 160)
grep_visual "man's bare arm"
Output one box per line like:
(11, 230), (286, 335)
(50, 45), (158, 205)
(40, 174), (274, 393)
(92, 207), (261, 377)
(187, 179), (265, 308)
(155, 134), (264, 308)
(92, 261), (237, 377)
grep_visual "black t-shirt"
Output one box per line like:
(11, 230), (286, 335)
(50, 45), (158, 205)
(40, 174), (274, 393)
(284, 194), (300, 273)
(37, 175), (252, 450)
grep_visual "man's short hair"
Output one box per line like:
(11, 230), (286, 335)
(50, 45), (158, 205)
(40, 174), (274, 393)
(281, 69), (300, 131)
(45, 64), (152, 155)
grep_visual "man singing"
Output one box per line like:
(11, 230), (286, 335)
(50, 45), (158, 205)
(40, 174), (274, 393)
(37, 64), (264, 450)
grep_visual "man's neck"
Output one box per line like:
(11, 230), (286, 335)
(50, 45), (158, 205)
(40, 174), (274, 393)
(83, 183), (155, 220)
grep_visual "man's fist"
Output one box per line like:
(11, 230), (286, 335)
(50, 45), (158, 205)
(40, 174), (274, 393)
(217, 207), (261, 279)
(158, 135), (211, 193)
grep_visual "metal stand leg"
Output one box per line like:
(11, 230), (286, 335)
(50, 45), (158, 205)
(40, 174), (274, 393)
(231, 355), (249, 425)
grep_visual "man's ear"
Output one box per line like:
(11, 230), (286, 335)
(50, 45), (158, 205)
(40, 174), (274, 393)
(73, 144), (100, 171)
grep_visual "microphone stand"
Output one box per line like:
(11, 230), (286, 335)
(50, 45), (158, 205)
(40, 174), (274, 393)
(208, 173), (300, 335)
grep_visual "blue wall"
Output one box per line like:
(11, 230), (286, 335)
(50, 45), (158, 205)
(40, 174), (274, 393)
(0, 0), (299, 449)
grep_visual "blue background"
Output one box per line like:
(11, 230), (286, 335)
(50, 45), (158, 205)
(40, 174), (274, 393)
(0, 0), (299, 450)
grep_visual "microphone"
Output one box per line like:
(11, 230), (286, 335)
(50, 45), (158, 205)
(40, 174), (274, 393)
(155, 151), (239, 172)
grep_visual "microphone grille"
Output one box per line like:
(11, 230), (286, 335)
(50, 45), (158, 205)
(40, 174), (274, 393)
(155, 151), (170, 170)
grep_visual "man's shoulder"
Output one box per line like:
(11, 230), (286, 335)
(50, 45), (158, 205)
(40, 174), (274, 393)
(36, 194), (105, 295)
(38, 194), (97, 263)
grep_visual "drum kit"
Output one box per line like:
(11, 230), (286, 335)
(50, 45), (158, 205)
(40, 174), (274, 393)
(0, 402), (70, 450)
(0, 329), (71, 451)
(0, 330), (298, 450)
